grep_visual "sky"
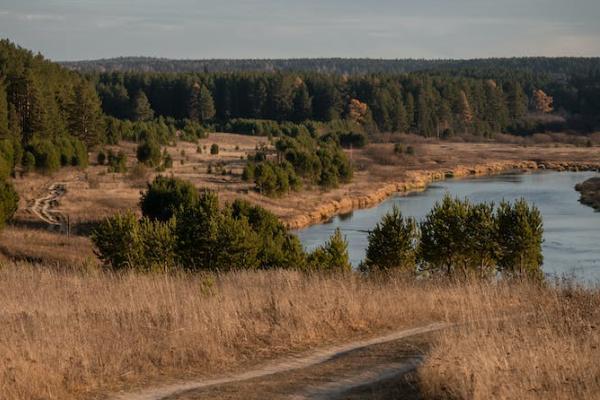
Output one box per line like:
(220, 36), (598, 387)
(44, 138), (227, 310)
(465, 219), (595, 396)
(1, 0), (599, 61)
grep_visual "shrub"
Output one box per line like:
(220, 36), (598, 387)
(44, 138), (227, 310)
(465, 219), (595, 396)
(27, 139), (60, 173)
(339, 132), (367, 148)
(0, 179), (18, 229)
(91, 211), (142, 270)
(307, 228), (351, 273)
(97, 150), (106, 165)
(91, 211), (177, 271)
(136, 138), (161, 167)
(22, 151), (35, 173)
(230, 199), (306, 269)
(107, 150), (127, 173)
(363, 206), (418, 272)
(210, 143), (219, 155)
(140, 176), (200, 221)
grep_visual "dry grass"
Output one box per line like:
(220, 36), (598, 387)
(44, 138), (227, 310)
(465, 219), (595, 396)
(418, 281), (600, 400)
(2, 263), (593, 400)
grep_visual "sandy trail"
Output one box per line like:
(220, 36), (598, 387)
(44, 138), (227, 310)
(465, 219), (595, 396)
(28, 182), (67, 226)
(112, 322), (449, 400)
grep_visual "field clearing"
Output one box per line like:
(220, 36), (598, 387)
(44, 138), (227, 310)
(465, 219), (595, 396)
(8, 133), (600, 235)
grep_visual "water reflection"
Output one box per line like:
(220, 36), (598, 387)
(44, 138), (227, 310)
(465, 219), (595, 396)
(296, 171), (600, 282)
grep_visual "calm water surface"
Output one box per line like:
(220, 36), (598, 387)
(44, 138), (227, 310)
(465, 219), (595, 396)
(296, 171), (600, 282)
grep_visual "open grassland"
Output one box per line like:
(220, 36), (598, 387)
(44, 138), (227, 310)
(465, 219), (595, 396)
(10, 134), (600, 234)
(0, 264), (598, 400)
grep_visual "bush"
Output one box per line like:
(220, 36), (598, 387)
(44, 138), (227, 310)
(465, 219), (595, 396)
(97, 150), (106, 165)
(91, 211), (177, 271)
(136, 138), (161, 167)
(94, 183), (310, 272)
(22, 151), (35, 173)
(107, 150), (127, 173)
(363, 206), (418, 272)
(140, 176), (199, 221)
(26, 139), (60, 173)
(210, 143), (219, 155)
(0, 179), (18, 229)
(306, 228), (351, 272)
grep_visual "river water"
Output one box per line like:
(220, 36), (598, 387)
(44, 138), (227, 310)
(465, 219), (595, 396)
(296, 171), (600, 282)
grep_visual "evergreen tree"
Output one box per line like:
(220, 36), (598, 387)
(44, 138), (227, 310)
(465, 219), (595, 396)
(67, 81), (104, 145)
(292, 84), (312, 121)
(307, 228), (351, 272)
(496, 199), (544, 280)
(505, 82), (528, 120)
(0, 81), (8, 137)
(131, 91), (154, 121)
(188, 83), (215, 123)
(364, 206), (417, 272)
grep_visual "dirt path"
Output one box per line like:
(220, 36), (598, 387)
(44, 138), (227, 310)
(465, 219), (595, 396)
(111, 322), (449, 400)
(28, 182), (67, 226)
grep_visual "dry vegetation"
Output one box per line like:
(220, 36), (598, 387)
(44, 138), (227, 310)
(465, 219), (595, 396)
(9, 133), (600, 234)
(0, 263), (598, 400)
(419, 280), (600, 399)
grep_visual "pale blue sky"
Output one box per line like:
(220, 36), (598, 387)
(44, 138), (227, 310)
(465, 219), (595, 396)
(1, 0), (599, 61)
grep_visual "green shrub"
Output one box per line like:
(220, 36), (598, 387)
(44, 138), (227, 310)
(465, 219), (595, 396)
(91, 211), (177, 271)
(0, 179), (18, 229)
(22, 151), (35, 173)
(27, 139), (60, 173)
(97, 150), (106, 165)
(107, 150), (127, 173)
(136, 138), (162, 167)
(306, 228), (351, 272)
(140, 176), (199, 221)
(91, 211), (142, 270)
(210, 143), (219, 155)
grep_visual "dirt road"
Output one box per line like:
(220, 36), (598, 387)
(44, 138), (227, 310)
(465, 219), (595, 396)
(28, 182), (67, 226)
(112, 322), (448, 400)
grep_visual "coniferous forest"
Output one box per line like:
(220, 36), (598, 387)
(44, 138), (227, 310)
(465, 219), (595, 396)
(1, 38), (600, 180)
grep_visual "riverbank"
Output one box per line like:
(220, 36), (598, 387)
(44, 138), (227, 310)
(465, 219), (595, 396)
(575, 177), (600, 210)
(283, 159), (600, 229)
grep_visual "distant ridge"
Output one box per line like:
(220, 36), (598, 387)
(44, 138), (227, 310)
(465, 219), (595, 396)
(61, 57), (600, 75)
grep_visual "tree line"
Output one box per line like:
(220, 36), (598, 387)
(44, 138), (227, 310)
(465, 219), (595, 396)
(92, 176), (544, 280)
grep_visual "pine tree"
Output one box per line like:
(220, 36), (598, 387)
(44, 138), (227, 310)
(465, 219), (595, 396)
(292, 84), (312, 121)
(364, 206), (417, 272)
(67, 81), (104, 145)
(188, 83), (215, 123)
(0, 81), (7, 136)
(131, 91), (154, 121)
(505, 82), (528, 120)
(7, 70), (46, 142)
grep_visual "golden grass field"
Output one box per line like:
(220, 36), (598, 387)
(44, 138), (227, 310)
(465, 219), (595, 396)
(0, 264), (598, 400)
(1, 134), (599, 399)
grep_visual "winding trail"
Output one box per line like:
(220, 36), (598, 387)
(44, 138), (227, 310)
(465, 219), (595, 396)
(28, 182), (67, 226)
(112, 322), (449, 400)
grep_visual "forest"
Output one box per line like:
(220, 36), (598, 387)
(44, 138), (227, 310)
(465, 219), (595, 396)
(1, 39), (600, 181)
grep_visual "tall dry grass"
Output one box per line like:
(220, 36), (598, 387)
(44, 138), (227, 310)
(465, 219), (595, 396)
(418, 281), (600, 400)
(0, 263), (596, 399)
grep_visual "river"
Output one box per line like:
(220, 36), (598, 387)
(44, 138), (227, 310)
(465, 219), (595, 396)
(296, 171), (600, 282)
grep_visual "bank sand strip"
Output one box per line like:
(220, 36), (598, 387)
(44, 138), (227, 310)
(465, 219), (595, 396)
(283, 160), (600, 229)
(111, 323), (449, 400)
